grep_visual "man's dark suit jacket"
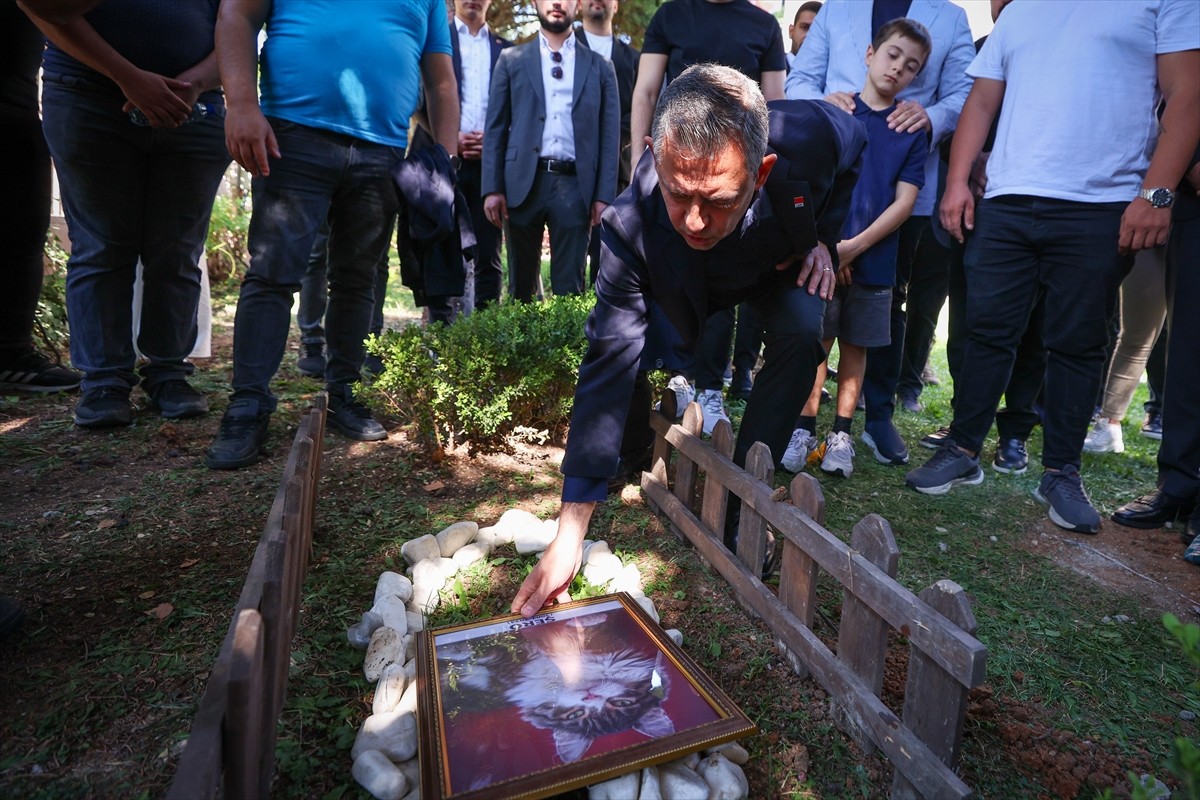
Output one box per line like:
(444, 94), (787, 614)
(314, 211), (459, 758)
(410, 22), (511, 147)
(574, 27), (639, 188)
(482, 38), (620, 211)
(561, 99), (866, 485)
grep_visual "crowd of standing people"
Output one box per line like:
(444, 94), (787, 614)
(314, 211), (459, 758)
(2, 0), (1197, 635)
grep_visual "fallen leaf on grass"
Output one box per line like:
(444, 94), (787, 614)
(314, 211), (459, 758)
(179, 558), (199, 569)
(146, 603), (173, 620)
(96, 519), (117, 530)
(138, 590), (155, 599)
(423, 480), (445, 494)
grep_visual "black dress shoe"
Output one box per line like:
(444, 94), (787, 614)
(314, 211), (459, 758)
(1182, 510), (1199, 546)
(1111, 489), (1196, 530)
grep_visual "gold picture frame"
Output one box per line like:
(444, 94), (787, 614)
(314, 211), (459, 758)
(416, 592), (756, 800)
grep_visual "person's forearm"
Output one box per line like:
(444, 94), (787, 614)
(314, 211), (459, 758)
(1142, 50), (1200, 192)
(177, 51), (221, 95)
(629, 54), (666, 165)
(215, 1), (268, 110)
(759, 70), (785, 102)
(422, 52), (460, 155)
(946, 79), (1004, 188)
(843, 184), (918, 259)
(22, 13), (140, 87)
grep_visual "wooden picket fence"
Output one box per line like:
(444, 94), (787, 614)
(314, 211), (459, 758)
(642, 397), (988, 799)
(166, 396), (327, 800)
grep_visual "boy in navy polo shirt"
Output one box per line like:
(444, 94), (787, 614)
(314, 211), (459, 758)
(782, 18), (930, 478)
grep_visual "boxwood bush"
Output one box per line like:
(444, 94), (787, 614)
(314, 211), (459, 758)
(363, 293), (595, 450)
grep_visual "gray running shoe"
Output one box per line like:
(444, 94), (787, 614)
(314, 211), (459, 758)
(820, 431), (855, 478)
(905, 438), (984, 495)
(697, 389), (729, 437)
(1033, 465), (1100, 534)
(781, 428), (817, 472)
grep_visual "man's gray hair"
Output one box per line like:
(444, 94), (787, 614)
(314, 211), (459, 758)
(651, 64), (769, 175)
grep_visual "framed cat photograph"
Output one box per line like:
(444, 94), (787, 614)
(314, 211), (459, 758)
(415, 592), (756, 800)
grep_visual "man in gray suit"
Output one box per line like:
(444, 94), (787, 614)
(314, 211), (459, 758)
(482, 0), (620, 302)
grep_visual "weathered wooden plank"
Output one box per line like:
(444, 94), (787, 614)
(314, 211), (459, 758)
(833, 514), (901, 754)
(648, 415), (986, 689)
(778, 474), (824, 679)
(735, 442), (773, 576)
(641, 478), (972, 800)
(699, 421), (735, 535)
(893, 580), (979, 800)
(223, 610), (265, 800)
(674, 402), (703, 514)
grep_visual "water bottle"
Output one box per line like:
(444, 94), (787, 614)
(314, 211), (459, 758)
(128, 101), (224, 127)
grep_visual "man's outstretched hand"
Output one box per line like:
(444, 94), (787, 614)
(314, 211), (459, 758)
(510, 502), (593, 618)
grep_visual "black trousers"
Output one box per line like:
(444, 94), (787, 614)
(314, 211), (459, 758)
(1158, 202), (1200, 499)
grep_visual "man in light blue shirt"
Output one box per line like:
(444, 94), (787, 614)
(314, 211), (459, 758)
(787, 0), (973, 466)
(206, 0), (459, 469)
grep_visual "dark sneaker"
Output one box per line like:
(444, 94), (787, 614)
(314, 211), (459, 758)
(992, 438), (1029, 475)
(920, 426), (951, 450)
(328, 390), (387, 441)
(297, 342), (325, 378)
(1140, 410), (1163, 440)
(730, 367), (753, 401)
(0, 352), (81, 392)
(205, 399), (269, 469)
(897, 392), (923, 414)
(147, 379), (208, 419)
(921, 362), (941, 387)
(74, 386), (133, 429)
(1033, 465), (1100, 534)
(0, 595), (25, 638)
(363, 353), (385, 379)
(862, 419), (909, 465)
(905, 438), (984, 495)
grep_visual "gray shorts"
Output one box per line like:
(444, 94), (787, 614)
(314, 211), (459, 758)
(823, 283), (892, 347)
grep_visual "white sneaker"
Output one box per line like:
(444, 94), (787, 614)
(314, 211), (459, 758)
(664, 374), (694, 420)
(820, 431), (855, 478)
(781, 428), (817, 472)
(696, 389), (730, 436)
(1082, 418), (1124, 454)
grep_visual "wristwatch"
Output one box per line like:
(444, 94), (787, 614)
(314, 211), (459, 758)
(1138, 187), (1175, 208)
(449, 154), (462, 170)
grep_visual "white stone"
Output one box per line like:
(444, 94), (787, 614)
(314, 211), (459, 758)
(370, 596), (409, 636)
(403, 634), (417, 662)
(347, 611), (385, 650)
(494, 508), (542, 545)
(639, 766), (663, 800)
(697, 753), (749, 800)
(399, 788), (421, 800)
(452, 542), (490, 569)
(375, 571), (414, 605)
(351, 750), (408, 800)
(706, 742), (750, 765)
(681, 751), (701, 770)
(372, 663), (408, 715)
(476, 526), (499, 551)
(352, 711), (418, 762)
(636, 595), (660, 624)
(403, 658), (418, 684)
(405, 611), (425, 632)
(396, 680), (419, 715)
(607, 563), (643, 595)
(582, 539), (608, 563)
(587, 771), (639, 799)
(410, 583), (440, 614)
(401, 535), (441, 567)
(514, 522), (557, 555)
(582, 552), (623, 586)
(435, 521), (478, 557)
(665, 628), (684, 647)
(397, 758), (421, 792)
(411, 559), (448, 613)
(364, 627), (404, 683)
(433, 556), (458, 581)
(659, 760), (709, 799)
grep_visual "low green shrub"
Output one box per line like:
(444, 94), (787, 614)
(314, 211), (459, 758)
(35, 234), (71, 362)
(363, 293), (595, 450)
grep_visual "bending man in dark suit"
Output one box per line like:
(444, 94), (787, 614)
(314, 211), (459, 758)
(483, 0), (619, 301)
(512, 64), (864, 617)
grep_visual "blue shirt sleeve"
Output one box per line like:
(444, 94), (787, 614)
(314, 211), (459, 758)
(424, 0), (452, 55)
(899, 129), (928, 189)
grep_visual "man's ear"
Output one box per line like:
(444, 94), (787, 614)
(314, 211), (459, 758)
(865, 44), (875, 67)
(754, 152), (778, 190)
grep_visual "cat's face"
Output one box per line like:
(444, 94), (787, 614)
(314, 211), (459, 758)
(507, 649), (675, 762)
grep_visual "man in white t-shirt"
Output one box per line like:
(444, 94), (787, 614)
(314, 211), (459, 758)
(904, 0), (1199, 535)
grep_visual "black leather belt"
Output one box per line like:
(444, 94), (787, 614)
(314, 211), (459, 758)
(537, 157), (576, 175)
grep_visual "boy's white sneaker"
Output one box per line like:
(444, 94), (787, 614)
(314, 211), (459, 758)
(697, 389), (730, 436)
(1083, 418), (1124, 454)
(781, 428), (818, 472)
(820, 431), (855, 478)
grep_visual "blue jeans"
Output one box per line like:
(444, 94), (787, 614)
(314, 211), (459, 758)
(231, 119), (401, 411)
(41, 74), (229, 392)
(949, 195), (1131, 470)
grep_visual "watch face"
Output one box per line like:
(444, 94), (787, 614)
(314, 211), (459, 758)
(1148, 188), (1174, 208)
